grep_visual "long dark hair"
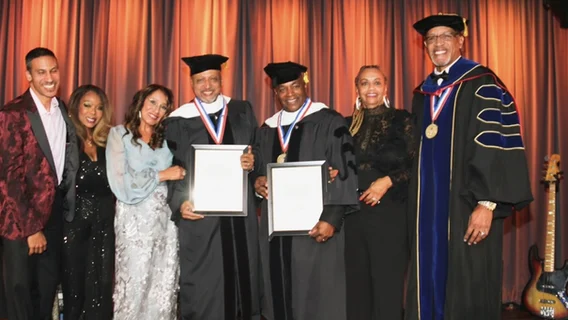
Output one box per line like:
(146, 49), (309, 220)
(124, 84), (174, 149)
(68, 85), (112, 147)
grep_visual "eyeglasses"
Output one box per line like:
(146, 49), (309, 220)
(424, 33), (457, 45)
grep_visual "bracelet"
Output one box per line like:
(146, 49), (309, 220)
(478, 200), (496, 211)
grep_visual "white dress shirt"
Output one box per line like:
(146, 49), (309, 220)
(30, 87), (66, 185)
(434, 56), (462, 85)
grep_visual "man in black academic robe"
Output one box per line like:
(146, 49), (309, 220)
(252, 62), (359, 320)
(405, 14), (533, 320)
(163, 54), (261, 320)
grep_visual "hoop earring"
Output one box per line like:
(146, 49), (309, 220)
(383, 96), (390, 108)
(355, 96), (361, 110)
(138, 111), (142, 118)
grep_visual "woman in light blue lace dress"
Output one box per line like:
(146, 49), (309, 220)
(106, 84), (185, 319)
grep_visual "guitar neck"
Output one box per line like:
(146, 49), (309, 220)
(545, 183), (556, 272)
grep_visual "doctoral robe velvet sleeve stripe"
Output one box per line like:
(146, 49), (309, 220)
(406, 58), (533, 320)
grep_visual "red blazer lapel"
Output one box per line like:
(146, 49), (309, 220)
(22, 89), (57, 177)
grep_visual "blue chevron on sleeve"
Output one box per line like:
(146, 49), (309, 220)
(477, 108), (520, 126)
(475, 131), (524, 150)
(475, 84), (514, 107)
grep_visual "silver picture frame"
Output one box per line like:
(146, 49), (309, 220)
(267, 160), (327, 239)
(188, 144), (249, 216)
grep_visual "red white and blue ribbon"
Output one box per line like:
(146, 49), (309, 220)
(430, 87), (453, 122)
(194, 97), (228, 145)
(277, 98), (312, 153)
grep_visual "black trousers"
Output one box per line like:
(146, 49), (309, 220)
(0, 241), (6, 318)
(345, 199), (409, 320)
(1, 191), (63, 320)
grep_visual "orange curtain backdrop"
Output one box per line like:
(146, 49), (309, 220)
(1, 0), (567, 304)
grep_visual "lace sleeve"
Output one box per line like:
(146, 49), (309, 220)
(387, 112), (416, 186)
(106, 126), (159, 204)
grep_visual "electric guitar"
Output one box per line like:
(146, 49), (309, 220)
(522, 154), (568, 319)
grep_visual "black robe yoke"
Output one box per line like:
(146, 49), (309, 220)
(405, 59), (533, 320)
(163, 99), (261, 320)
(253, 108), (359, 320)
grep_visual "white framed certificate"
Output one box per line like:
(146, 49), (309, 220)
(188, 144), (249, 216)
(267, 160), (327, 239)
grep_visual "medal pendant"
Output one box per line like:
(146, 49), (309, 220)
(277, 153), (287, 163)
(425, 123), (438, 139)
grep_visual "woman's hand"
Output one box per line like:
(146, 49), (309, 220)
(159, 165), (186, 182)
(359, 176), (393, 206)
(180, 201), (205, 220)
(328, 167), (339, 183)
(241, 146), (254, 171)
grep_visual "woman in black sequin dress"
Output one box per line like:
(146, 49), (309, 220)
(344, 66), (415, 320)
(62, 85), (115, 320)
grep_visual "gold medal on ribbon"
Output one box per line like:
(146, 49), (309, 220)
(277, 153), (287, 163)
(425, 123), (438, 139)
(276, 98), (312, 164)
(426, 85), (453, 140)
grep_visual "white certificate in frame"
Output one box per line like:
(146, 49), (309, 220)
(267, 160), (327, 239)
(188, 144), (248, 216)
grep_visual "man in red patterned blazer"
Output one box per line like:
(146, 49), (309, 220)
(0, 47), (78, 320)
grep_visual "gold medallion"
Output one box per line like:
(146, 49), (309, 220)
(425, 123), (438, 139)
(277, 153), (287, 163)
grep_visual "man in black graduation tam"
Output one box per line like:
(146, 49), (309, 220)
(262, 61), (311, 114)
(181, 54), (228, 76)
(163, 54), (262, 319)
(404, 13), (533, 320)
(412, 13), (468, 36)
(263, 61), (308, 88)
(179, 54), (230, 103)
(251, 61), (359, 320)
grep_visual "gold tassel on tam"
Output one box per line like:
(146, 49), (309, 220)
(436, 12), (468, 37)
(303, 71), (310, 84)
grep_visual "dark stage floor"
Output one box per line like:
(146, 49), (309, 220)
(0, 312), (546, 320)
(502, 303), (548, 319)
(503, 310), (542, 319)
(0, 305), (549, 320)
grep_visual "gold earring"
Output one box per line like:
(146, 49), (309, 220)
(355, 96), (362, 110)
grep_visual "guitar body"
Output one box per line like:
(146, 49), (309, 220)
(523, 244), (568, 319)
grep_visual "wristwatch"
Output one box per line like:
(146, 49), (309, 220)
(478, 200), (497, 211)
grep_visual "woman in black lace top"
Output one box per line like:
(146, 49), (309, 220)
(344, 65), (414, 320)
